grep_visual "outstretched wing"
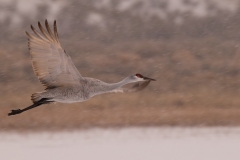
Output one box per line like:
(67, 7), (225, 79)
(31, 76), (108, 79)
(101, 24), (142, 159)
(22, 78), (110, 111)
(26, 20), (83, 89)
(112, 80), (152, 93)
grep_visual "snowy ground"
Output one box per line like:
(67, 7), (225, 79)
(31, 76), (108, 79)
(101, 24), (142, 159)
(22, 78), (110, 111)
(1, 127), (240, 160)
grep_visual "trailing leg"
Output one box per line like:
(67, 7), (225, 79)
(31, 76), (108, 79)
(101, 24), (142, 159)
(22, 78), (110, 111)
(8, 98), (52, 116)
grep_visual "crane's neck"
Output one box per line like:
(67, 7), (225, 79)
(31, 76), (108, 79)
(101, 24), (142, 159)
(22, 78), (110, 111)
(106, 77), (131, 90)
(89, 77), (132, 97)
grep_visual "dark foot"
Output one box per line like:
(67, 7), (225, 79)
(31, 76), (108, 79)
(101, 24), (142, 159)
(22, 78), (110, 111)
(8, 109), (22, 116)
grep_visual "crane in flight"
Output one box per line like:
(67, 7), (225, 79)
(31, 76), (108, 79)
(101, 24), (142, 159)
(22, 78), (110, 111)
(8, 20), (156, 116)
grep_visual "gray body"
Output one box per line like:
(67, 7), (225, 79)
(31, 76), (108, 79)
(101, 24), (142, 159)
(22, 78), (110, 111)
(35, 76), (148, 103)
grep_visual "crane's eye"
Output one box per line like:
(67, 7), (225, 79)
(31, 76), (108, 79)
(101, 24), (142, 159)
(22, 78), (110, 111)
(136, 73), (143, 78)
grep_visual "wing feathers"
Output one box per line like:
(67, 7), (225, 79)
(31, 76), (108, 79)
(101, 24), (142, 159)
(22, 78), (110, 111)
(31, 25), (49, 42)
(26, 20), (83, 88)
(45, 20), (56, 43)
(53, 20), (59, 43)
(38, 21), (53, 42)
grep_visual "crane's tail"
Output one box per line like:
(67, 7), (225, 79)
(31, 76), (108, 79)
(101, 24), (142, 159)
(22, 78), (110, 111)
(31, 92), (45, 103)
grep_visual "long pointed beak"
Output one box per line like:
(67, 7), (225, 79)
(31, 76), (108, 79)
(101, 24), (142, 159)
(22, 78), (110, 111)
(143, 76), (156, 81)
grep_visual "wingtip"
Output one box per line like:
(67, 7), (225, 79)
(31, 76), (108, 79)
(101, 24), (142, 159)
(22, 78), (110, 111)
(26, 31), (30, 37)
(30, 25), (34, 30)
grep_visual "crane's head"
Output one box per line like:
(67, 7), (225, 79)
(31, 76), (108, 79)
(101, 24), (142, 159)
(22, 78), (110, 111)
(130, 73), (156, 82)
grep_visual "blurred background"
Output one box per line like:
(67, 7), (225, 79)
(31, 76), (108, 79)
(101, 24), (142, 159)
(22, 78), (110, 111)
(2, 1), (240, 160)
(1, 0), (240, 130)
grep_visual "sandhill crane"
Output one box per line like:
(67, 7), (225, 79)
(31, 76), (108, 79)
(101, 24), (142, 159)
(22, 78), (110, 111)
(8, 20), (156, 116)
